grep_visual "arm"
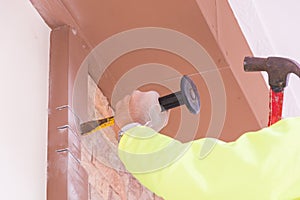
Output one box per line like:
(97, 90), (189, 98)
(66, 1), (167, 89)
(118, 117), (300, 200)
(115, 90), (300, 199)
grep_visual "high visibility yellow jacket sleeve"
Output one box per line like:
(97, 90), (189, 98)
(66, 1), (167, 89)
(118, 117), (300, 200)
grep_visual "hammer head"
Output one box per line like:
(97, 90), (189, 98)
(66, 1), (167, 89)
(244, 56), (300, 92)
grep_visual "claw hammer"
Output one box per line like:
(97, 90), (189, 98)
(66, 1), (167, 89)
(244, 56), (300, 126)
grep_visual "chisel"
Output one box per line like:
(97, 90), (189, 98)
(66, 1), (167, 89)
(80, 75), (200, 135)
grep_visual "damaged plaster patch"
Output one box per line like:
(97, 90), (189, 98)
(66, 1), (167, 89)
(80, 75), (163, 199)
(81, 75), (121, 170)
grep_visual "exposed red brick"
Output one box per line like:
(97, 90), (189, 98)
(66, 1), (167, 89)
(79, 78), (162, 200)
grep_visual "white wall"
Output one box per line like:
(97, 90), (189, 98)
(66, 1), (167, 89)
(229, 0), (300, 118)
(0, 1), (50, 200)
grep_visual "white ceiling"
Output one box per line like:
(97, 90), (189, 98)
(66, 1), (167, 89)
(229, 0), (300, 118)
(252, 0), (300, 58)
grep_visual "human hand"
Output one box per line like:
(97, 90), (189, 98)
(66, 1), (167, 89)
(115, 90), (169, 132)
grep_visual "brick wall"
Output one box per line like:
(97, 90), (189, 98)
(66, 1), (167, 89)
(81, 75), (163, 200)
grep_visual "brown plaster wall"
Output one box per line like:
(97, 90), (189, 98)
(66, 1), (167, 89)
(48, 26), (89, 200)
(31, 0), (268, 136)
(31, 0), (269, 199)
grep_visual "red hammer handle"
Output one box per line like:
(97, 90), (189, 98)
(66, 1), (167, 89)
(268, 89), (284, 126)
